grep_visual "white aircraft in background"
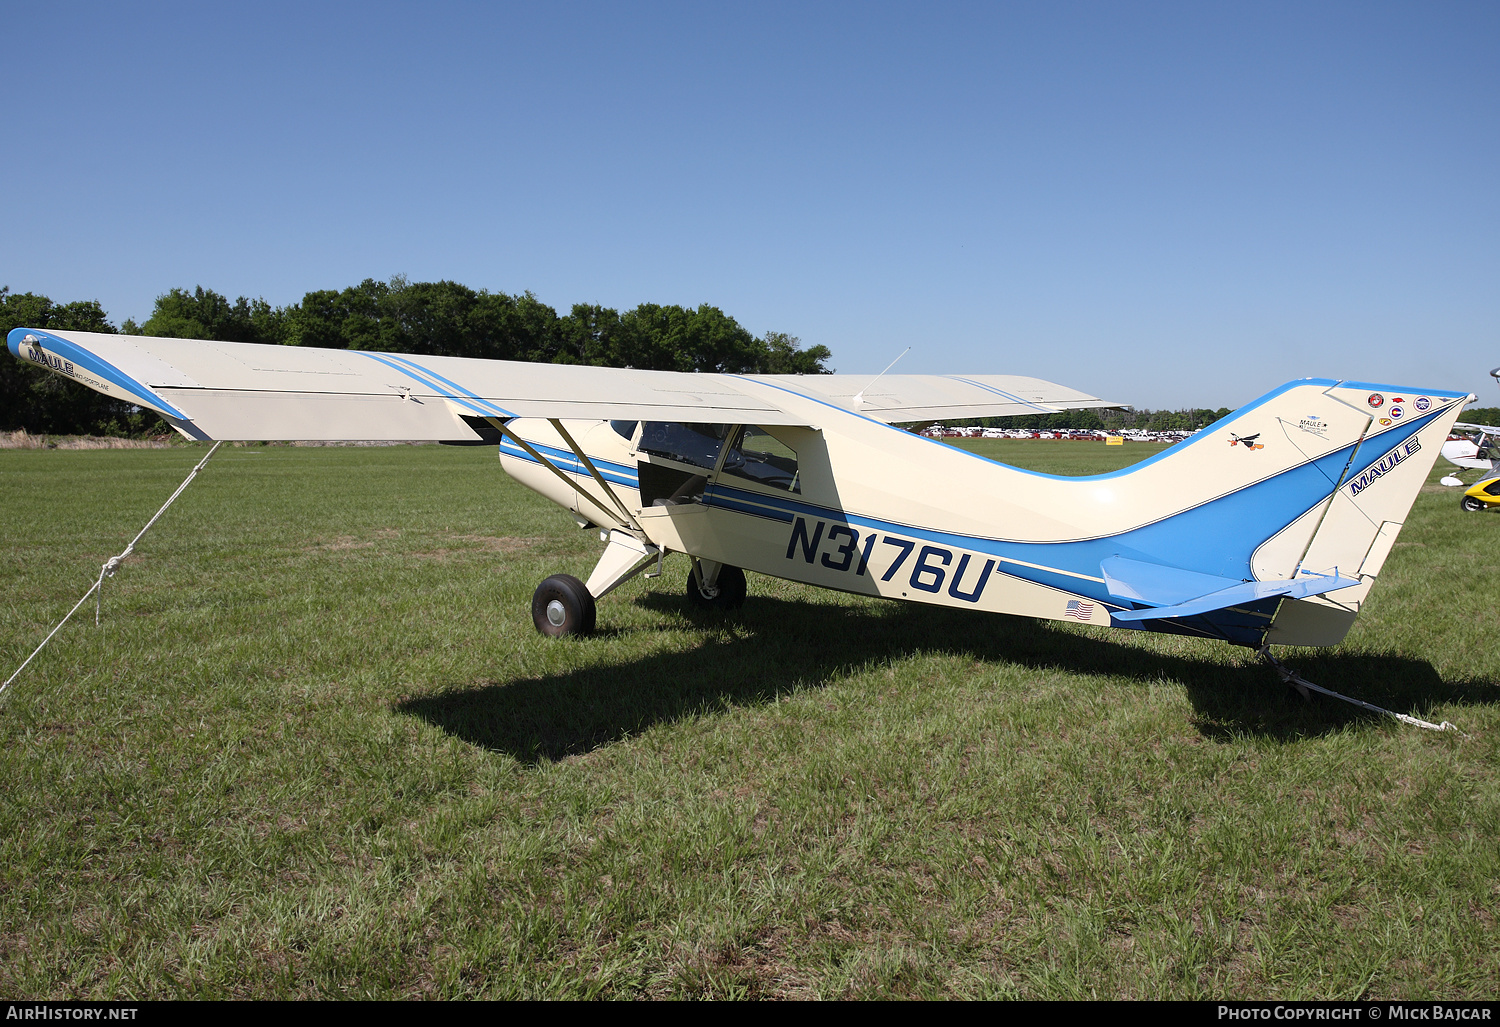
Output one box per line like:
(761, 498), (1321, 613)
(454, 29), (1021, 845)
(1439, 422), (1500, 487)
(7, 328), (1473, 659)
(1438, 366), (1500, 487)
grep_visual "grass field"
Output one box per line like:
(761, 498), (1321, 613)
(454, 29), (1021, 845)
(1, 439), (1496, 999)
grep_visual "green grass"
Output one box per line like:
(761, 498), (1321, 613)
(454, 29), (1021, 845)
(0, 440), (1496, 999)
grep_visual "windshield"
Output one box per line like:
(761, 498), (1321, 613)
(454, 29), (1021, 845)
(638, 422), (731, 470)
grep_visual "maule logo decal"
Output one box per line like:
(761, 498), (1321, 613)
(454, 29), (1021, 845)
(22, 339), (111, 395)
(1347, 437), (1422, 497)
(24, 342), (76, 379)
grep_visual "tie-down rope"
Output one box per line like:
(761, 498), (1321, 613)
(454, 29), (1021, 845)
(0, 441), (222, 701)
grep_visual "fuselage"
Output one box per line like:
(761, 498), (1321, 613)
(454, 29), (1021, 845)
(498, 378), (1469, 649)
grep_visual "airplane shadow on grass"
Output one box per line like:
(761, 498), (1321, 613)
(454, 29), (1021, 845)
(396, 593), (1498, 763)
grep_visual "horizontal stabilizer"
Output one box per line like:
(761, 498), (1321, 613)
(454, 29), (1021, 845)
(1101, 556), (1359, 624)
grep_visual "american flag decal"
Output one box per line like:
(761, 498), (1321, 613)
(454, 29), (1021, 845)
(1064, 600), (1095, 620)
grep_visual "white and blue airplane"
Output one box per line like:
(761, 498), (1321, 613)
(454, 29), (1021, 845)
(7, 327), (1473, 655)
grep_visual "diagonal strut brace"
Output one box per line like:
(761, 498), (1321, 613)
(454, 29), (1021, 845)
(548, 419), (644, 533)
(487, 417), (640, 533)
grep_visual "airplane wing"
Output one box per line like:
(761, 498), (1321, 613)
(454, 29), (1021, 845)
(751, 373), (1124, 422)
(8, 328), (1120, 441)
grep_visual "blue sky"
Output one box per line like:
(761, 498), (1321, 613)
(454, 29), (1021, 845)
(4, 1), (1496, 409)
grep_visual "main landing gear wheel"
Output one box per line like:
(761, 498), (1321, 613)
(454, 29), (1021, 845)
(1460, 495), (1487, 512)
(532, 574), (597, 637)
(686, 564), (747, 611)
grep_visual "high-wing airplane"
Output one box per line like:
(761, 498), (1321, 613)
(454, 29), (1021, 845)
(1438, 366), (1500, 487)
(1438, 422), (1500, 486)
(7, 327), (1474, 656)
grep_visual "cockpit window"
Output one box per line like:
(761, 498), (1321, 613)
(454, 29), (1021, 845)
(638, 422), (730, 470)
(610, 420), (639, 441)
(720, 425), (800, 493)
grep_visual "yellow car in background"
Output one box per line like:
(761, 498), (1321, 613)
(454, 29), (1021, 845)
(1461, 475), (1500, 512)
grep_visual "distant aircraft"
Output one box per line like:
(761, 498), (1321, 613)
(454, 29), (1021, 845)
(7, 328), (1472, 659)
(1439, 422), (1500, 487)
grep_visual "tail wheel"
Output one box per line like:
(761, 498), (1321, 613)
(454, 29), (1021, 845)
(687, 564), (747, 610)
(532, 574), (597, 636)
(1460, 495), (1487, 513)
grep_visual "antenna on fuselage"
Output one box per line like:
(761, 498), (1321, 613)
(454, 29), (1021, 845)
(852, 347), (911, 410)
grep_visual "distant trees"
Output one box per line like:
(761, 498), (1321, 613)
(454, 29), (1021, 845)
(129, 277), (833, 374)
(2, 278), (833, 435)
(126, 286), (285, 345)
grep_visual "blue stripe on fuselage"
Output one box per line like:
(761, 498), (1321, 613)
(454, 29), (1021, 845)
(498, 436), (639, 487)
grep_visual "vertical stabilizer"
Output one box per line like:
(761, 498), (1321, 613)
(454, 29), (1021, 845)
(1263, 384), (1470, 646)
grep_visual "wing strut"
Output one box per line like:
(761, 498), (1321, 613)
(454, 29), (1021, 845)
(487, 418), (639, 531)
(548, 419), (644, 533)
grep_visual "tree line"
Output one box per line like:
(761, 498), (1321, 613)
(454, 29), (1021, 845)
(1, 279), (832, 436)
(1459, 406), (1500, 427)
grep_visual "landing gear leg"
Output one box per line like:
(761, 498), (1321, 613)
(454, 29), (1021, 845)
(687, 559), (746, 611)
(531, 531), (663, 637)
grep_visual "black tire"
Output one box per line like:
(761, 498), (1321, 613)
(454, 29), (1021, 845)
(1460, 495), (1486, 513)
(532, 574), (597, 637)
(686, 564), (747, 611)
